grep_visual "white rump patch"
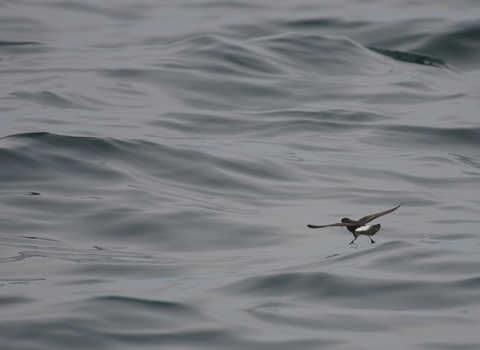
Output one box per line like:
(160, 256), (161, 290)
(355, 226), (371, 232)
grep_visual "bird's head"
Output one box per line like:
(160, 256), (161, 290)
(341, 218), (351, 223)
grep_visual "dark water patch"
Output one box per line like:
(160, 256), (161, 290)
(18, 231), (68, 247)
(452, 154), (480, 174)
(93, 295), (200, 316)
(283, 17), (368, 31)
(0, 41), (42, 46)
(415, 19), (480, 71)
(0, 191), (40, 196)
(0, 40), (50, 58)
(368, 47), (447, 67)
(369, 125), (480, 153)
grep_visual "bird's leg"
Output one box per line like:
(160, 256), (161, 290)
(349, 237), (357, 245)
(368, 236), (376, 244)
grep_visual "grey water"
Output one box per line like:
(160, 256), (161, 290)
(1, 1), (480, 349)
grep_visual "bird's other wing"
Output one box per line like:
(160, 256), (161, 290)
(307, 222), (357, 229)
(357, 203), (403, 225)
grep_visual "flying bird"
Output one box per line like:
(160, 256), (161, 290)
(307, 203), (403, 244)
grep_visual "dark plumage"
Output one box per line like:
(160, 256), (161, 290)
(307, 203), (403, 244)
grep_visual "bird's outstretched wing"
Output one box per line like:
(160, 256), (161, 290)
(357, 203), (403, 225)
(307, 222), (357, 229)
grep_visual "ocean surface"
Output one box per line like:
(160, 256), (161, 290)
(1, 1), (480, 349)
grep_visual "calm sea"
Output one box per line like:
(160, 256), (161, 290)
(1, 1), (480, 349)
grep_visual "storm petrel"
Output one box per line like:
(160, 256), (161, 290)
(307, 203), (403, 244)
